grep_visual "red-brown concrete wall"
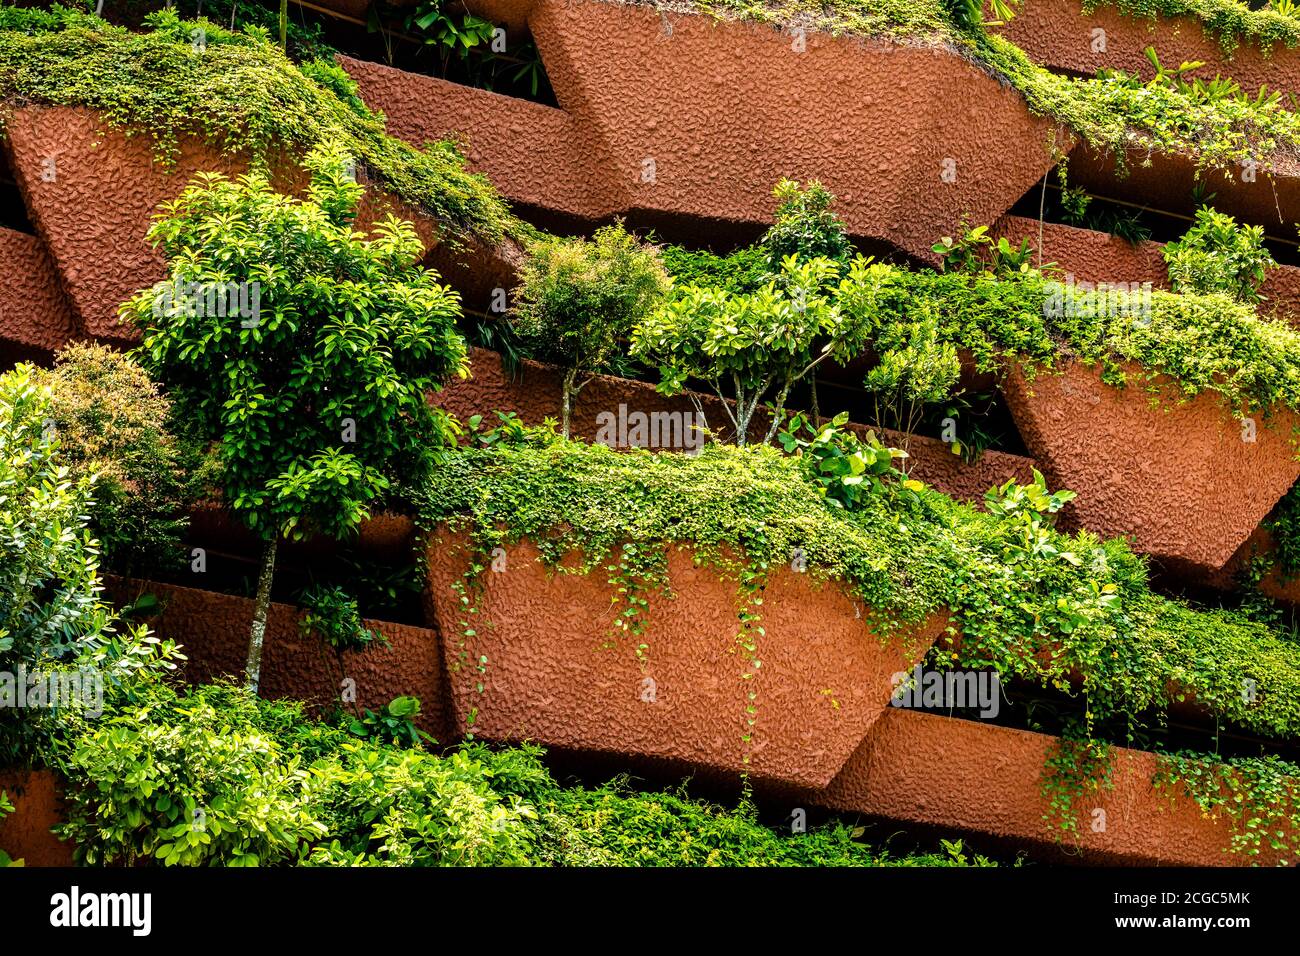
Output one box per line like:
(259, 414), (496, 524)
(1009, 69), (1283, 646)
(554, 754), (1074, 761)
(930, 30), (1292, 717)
(0, 226), (76, 356)
(348, 0), (1061, 261)
(819, 707), (1289, 866)
(1005, 360), (1300, 573)
(1, 106), (520, 345)
(103, 577), (456, 744)
(0, 769), (73, 867)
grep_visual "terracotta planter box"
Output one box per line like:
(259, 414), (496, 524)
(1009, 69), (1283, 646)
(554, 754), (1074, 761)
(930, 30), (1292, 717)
(348, 0), (1060, 260)
(0, 225), (75, 359)
(816, 708), (1291, 866)
(187, 504), (418, 566)
(424, 529), (949, 789)
(1, 105), (520, 346)
(998, 0), (1300, 96)
(0, 768), (73, 867)
(444, 347), (1036, 503)
(993, 214), (1300, 326)
(1004, 360), (1300, 572)
(103, 577), (455, 742)
(1067, 145), (1300, 249)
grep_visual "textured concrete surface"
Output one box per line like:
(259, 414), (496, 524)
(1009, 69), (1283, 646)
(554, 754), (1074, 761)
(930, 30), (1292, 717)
(348, 0), (1061, 260)
(103, 577), (455, 744)
(0, 226), (75, 355)
(1005, 359), (1300, 572)
(0, 769), (73, 867)
(444, 347), (1037, 503)
(818, 708), (1288, 866)
(2, 105), (520, 342)
(999, 0), (1300, 96)
(425, 530), (948, 788)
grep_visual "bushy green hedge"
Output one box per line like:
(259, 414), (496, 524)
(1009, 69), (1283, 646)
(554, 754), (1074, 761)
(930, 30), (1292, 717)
(53, 682), (993, 867)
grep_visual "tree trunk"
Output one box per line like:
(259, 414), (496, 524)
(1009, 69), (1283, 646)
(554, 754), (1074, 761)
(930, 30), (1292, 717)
(244, 536), (279, 695)
(561, 366), (578, 439)
(810, 371), (820, 426)
(279, 0), (288, 50)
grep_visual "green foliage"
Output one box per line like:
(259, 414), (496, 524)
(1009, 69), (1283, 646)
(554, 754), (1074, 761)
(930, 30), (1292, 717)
(0, 6), (517, 244)
(1041, 736), (1114, 834)
(778, 411), (914, 509)
(759, 178), (852, 270)
(511, 224), (670, 435)
(931, 222), (1034, 276)
(32, 343), (201, 576)
(345, 695), (432, 748)
(1269, 483), (1300, 577)
(1154, 751), (1300, 860)
(0, 362), (113, 666)
(55, 681), (989, 866)
(1163, 205), (1277, 302)
(298, 584), (384, 653)
(1080, 0), (1300, 57)
(0, 789), (18, 866)
(123, 148), (468, 542)
(657, 243), (771, 294)
(633, 256), (870, 445)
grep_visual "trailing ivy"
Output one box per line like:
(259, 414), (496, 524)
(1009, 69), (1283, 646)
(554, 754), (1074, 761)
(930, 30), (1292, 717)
(1153, 751), (1300, 861)
(0, 6), (518, 245)
(416, 438), (1300, 745)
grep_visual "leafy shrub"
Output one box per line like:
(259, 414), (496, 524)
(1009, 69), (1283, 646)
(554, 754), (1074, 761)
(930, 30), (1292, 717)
(59, 693), (326, 866)
(298, 584), (384, 654)
(778, 412), (913, 509)
(511, 223), (670, 436)
(345, 696), (432, 748)
(32, 343), (201, 576)
(758, 178), (852, 271)
(54, 682), (994, 867)
(1163, 206), (1277, 303)
(633, 256), (870, 445)
(657, 243), (769, 294)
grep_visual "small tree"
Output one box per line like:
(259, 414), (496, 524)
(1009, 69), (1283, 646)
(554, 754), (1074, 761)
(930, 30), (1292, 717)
(1163, 206), (1276, 303)
(510, 223), (669, 437)
(123, 144), (468, 693)
(633, 256), (871, 446)
(759, 179), (852, 271)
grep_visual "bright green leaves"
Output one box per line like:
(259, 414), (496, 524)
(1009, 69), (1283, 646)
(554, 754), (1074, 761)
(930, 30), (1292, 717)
(123, 146), (467, 545)
(779, 411), (909, 510)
